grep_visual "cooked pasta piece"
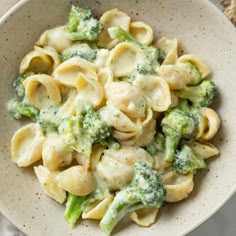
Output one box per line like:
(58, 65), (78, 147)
(187, 141), (219, 159)
(76, 73), (104, 108)
(158, 65), (191, 90)
(95, 146), (153, 190)
(105, 81), (146, 119)
(34, 165), (66, 203)
(53, 56), (97, 87)
(23, 74), (61, 109)
(97, 68), (113, 88)
(57, 165), (97, 196)
(155, 37), (178, 65)
(134, 118), (156, 147)
(129, 207), (158, 227)
(82, 194), (114, 220)
(107, 42), (145, 77)
(11, 123), (45, 167)
(177, 54), (210, 79)
(129, 21), (154, 45)
(94, 49), (110, 69)
(42, 133), (73, 171)
(98, 8), (131, 49)
(36, 26), (73, 53)
(134, 75), (171, 112)
(196, 107), (221, 140)
(20, 46), (61, 74)
(162, 170), (194, 202)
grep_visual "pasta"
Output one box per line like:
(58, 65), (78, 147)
(8, 5), (221, 234)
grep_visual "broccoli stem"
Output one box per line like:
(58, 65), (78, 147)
(100, 190), (142, 235)
(164, 131), (181, 162)
(64, 193), (88, 228)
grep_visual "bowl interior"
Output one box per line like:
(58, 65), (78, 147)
(0, 0), (236, 235)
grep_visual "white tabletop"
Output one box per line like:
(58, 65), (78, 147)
(0, 0), (235, 236)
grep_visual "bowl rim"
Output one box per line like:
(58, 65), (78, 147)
(0, 0), (236, 235)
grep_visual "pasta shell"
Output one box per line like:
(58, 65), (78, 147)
(162, 170), (194, 202)
(107, 42), (145, 77)
(42, 133), (73, 171)
(57, 166), (97, 196)
(95, 146), (153, 190)
(34, 165), (66, 204)
(23, 74), (61, 109)
(20, 46), (61, 74)
(129, 207), (158, 227)
(134, 75), (171, 112)
(36, 26), (73, 53)
(98, 9), (131, 49)
(129, 21), (154, 45)
(177, 54), (210, 79)
(11, 123), (45, 167)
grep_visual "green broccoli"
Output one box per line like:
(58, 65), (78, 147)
(146, 132), (165, 156)
(100, 161), (166, 235)
(64, 189), (112, 227)
(37, 106), (62, 132)
(161, 108), (198, 162)
(177, 80), (217, 107)
(178, 62), (201, 86)
(13, 72), (36, 99)
(58, 100), (112, 155)
(108, 27), (166, 75)
(118, 74), (136, 84)
(60, 43), (98, 61)
(66, 5), (103, 41)
(173, 144), (207, 174)
(7, 99), (39, 121)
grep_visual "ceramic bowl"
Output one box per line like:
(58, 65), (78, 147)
(0, 0), (236, 235)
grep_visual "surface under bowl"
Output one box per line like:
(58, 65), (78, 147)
(0, 0), (236, 235)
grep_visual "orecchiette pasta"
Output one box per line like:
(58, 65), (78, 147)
(23, 74), (61, 109)
(20, 46), (61, 74)
(82, 194), (114, 220)
(155, 37), (178, 65)
(177, 54), (210, 79)
(107, 42), (145, 77)
(129, 21), (154, 45)
(158, 65), (191, 90)
(57, 165), (97, 196)
(95, 146), (153, 190)
(53, 56), (97, 87)
(98, 8), (131, 49)
(134, 75), (171, 112)
(196, 107), (221, 140)
(11, 123), (45, 167)
(34, 165), (66, 204)
(42, 133), (73, 171)
(105, 81), (146, 118)
(162, 170), (194, 202)
(36, 26), (73, 53)
(129, 207), (159, 227)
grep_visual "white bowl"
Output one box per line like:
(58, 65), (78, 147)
(0, 0), (236, 235)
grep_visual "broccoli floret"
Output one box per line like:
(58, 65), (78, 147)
(100, 161), (166, 235)
(178, 62), (201, 86)
(173, 145), (207, 174)
(60, 43), (97, 61)
(64, 189), (111, 227)
(66, 5), (103, 41)
(37, 106), (62, 132)
(118, 74), (136, 84)
(108, 27), (165, 75)
(100, 137), (120, 150)
(161, 108), (198, 162)
(7, 99), (39, 121)
(13, 72), (36, 99)
(58, 100), (112, 155)
(146, 132), (165, 156)
(177, 80), (217, 107)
